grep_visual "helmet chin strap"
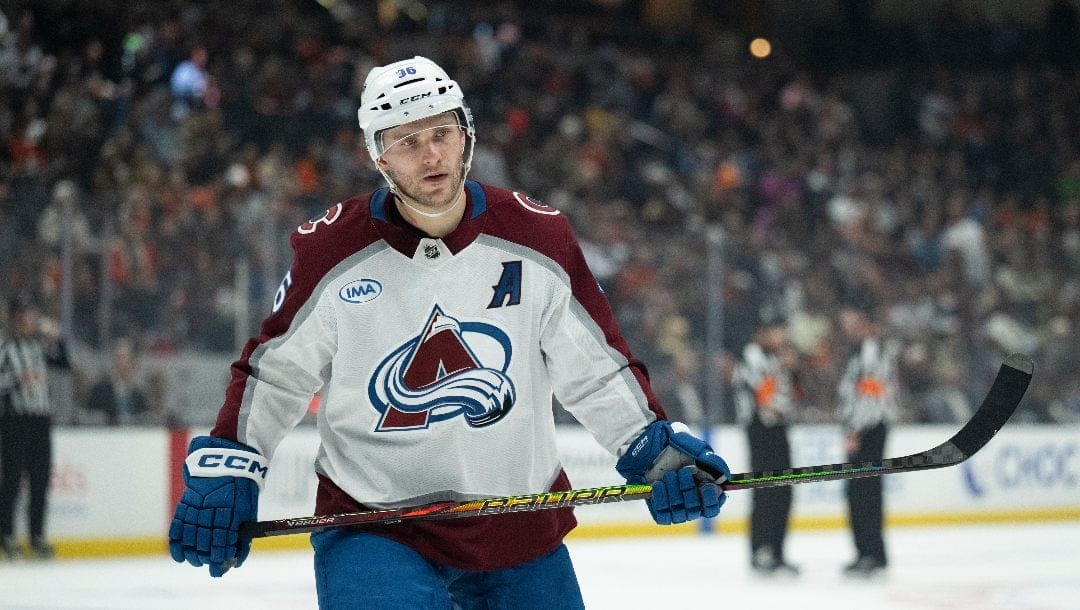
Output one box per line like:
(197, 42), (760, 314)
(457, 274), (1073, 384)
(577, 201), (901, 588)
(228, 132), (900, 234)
(395, 185), (465, 219)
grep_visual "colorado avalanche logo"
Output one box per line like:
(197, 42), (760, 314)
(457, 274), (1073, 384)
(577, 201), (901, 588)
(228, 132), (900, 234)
(368, 305), (516, 431)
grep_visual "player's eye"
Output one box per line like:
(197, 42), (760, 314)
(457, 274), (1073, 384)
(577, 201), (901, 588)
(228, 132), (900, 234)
(433, 127), (450, 139)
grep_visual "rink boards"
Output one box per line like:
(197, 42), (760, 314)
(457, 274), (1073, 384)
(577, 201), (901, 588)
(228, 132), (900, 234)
(20, 424), (1080, 557)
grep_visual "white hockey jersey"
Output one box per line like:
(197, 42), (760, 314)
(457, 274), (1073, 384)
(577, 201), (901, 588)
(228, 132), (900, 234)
(211, 181), (665, 570)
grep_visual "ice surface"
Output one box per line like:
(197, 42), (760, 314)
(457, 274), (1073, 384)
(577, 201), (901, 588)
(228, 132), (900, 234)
(1, 522), (1078, 609)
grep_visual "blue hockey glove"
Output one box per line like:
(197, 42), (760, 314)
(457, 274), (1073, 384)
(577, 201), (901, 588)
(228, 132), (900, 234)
(169, 436), (265, 577)
(615, 421), (730, 525)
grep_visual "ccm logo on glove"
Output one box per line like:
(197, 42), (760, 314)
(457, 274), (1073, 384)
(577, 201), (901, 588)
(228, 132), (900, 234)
(629, 434), (651, 457)
(185, 448), (268, 487)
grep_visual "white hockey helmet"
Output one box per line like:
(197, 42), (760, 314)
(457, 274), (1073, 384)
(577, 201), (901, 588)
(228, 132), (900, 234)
(358, 56), (475, 169)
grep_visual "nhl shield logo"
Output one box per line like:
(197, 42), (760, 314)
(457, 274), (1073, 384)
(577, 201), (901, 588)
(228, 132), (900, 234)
(368, 305), (516, 431)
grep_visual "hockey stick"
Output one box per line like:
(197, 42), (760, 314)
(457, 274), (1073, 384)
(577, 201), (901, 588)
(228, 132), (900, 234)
(238, 353), (1032, 540)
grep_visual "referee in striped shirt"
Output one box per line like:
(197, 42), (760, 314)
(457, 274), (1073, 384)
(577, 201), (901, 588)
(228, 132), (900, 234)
(733, 317), (801, 576)
(0, 295), (71, 560)
(837, 304), (900, 578)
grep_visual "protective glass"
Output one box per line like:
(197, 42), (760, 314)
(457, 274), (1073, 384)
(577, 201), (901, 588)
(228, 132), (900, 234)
(379, 124), (465, 161)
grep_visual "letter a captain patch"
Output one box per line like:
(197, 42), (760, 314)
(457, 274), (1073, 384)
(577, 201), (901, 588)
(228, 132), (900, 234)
(488, 261), (522, 308)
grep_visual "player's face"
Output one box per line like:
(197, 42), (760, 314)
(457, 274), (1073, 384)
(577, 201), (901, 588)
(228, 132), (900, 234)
(377, 112), (466, 212)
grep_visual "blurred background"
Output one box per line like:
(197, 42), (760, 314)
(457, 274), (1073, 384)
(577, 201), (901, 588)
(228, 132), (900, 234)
(1, 0), (1078, 429)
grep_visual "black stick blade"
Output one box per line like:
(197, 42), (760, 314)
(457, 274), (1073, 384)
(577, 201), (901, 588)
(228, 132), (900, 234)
(948, 353), (1032, 458)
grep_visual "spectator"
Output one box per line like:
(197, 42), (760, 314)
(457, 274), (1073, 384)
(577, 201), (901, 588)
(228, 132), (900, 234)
(169, 46), (209, 118)
(36, 179), (98, 254)
(83, 337), (152, 425)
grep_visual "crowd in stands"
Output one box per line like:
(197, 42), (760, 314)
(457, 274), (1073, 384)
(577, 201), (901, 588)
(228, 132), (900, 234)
(1, 1), (1077, 425)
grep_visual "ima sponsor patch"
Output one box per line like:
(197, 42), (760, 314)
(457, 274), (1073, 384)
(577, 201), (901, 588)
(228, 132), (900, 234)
(339, 278), (383, 304)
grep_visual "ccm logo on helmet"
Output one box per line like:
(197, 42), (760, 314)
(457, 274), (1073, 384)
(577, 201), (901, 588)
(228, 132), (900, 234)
(401, 91), (433, 104)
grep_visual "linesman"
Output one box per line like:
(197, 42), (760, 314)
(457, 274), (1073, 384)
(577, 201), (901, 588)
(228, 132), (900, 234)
(0, 296), (72, 560)
(733, 316), (800, 576)
(837, 305), (900, 577)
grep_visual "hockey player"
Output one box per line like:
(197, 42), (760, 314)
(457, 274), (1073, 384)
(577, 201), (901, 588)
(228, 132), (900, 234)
(168, 56), (730, 608)
(733, 316), (800, 576)
(837, 304), (899, 577)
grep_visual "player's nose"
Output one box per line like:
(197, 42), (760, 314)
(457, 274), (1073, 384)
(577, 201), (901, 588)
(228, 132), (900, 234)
(420, 139), (443, 164)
